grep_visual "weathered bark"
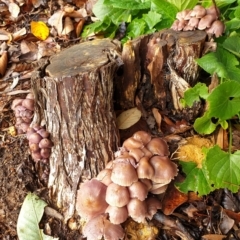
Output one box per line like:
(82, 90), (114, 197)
(116, 29), (207, 120)
(32, 39), (121, 222)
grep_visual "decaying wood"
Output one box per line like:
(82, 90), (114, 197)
(116, 29), (207, 120)
(32, 39), (121, 222)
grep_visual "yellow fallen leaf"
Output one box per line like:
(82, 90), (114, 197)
(8, 126), (17, 136)
(31, 21), (49, 41)
(116, 107), (141, 129)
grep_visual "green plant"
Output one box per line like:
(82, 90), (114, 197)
(177, 0), (240, 195)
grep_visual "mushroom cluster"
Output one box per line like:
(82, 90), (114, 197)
(171, 5), (225, 37)
(26, 125), (53, 163)
(11, 93), (35, 134)
(76, 131), (178, 240)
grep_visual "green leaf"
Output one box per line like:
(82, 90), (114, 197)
(142, 11), (162, 29)
(206, 146), (240, 193)
(207, 81), (240, 120)
(194, 112), (217, 134)
(183, 83), (209, 107)
(223, 35), (240, 57)
(125, 18), (146, 38)
(104, 0), (151, 10)
(17, 193), (58, 240)
(225, 18), (240, 31)
(196, 46), (240, 82)
(92, 0), (113, 21)
(176, 161), (213, 196)
(167, 0), (198, 11)
(151, 0), (178, 21)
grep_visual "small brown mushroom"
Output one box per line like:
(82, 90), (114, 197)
(39, 138), (53, 148)
(206, 5), (220, 19)
(28, 132), (42, 144)
(146, 138), (169, 156)
(140, 178), (152, 191)
(76, 179), (108, 221)
(206, 20), (225, 37)
(149, 156), (178, 184)
(132, 131), (152, 145)
(128, 148), (144, 162)
(198, 14), (216, 30)
(128, 181), (148, 201)
(22, 98), (34, 111)
(137, 157), (154, 179)
(40, 148), (51, 159)
(83, 214), (125, 240)
(97, 168), (112, 186)
(106, 182), (130, 207)
(186, 17), (199, 29)
(190, 5), (207, 18)
(105, 205), (128, 224)
(127, 198), (147, 223)
(176, 9), (191, 20)
(145, 197), (162, 220)
(11, 98), (23, 110)
(111, 159), (138, 186)
(171, 20), (180, 31)
(123, 137), (144, 150)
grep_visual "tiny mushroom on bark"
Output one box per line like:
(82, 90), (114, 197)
(132, 130), (152, 145)
(206, 20), (225, 37)
(146, 197), (162, 220)
(198, 14), (216, 30)
(190, 5), (206, 18)
(76, 179), (108, 221)
(97, 168), (112, 186)
(123, 137), (144, 150)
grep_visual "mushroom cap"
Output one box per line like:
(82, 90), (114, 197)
(129, 148), (144, 162)
(140, 178), (153, 191)
(97, 168), (112, 186)
(83, 214), (125, 240)
(128, 181), (148, 201)
(149, 156), (178, 184)
(206, 5), (220, 19)
(127, 198), (147, 223)
(149, 184), (169, 194)
(123, 137), (144, 150)
(206, 20), (225, 37)
(187, 17), (199, 28)
(190, 5), (207, 18)
(132, 131), (152, 145)
(105, 205), (128, 224)
(145, 197), (162, 220)
(137, 157), (154, 179)
(177, 19), (188, 31)
(198, 14), (216, 30)
(146, 138), (169, 157)
(111, 159), (138, 186)
(171, 20), (180, 31)
(141, 147), (153, 158)
(76, 179), (108, 221)
(106, 182), (130, 207)
(176, 9), (191, 20)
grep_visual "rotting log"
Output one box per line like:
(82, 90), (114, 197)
(32, 39), (121, 222)
(116, 29), (207, 120)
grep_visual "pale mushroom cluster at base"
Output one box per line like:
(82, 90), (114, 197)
(76, 131), (178, 240)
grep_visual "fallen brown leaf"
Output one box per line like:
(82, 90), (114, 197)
(0, 51), (8, 76)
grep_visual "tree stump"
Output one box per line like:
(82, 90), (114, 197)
(33, 39), (121, 222)
(115, 29), (207, 121)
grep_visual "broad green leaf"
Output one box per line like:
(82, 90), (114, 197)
(196, 46), (240, 82)
(207, 81), (240, 120)
(17, 193), (57, 240)
(194, 112), (217, 134)
(223, 35), (240, 57)
(167, 0), (198, 11)
(142, 11), (162, 29)
(176, 161), (213, 196)
(116, 107), (141, 129)
(151, 0), (178, 21)
(225, 18), (240, 31)
(125, 18), (146, 38)
(104, 0), (151, 10)
(206, 146), (240, 193)
(93, 0), (113, 21)
(202, 0), (236, 8)
(183, 83), (209, 107)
